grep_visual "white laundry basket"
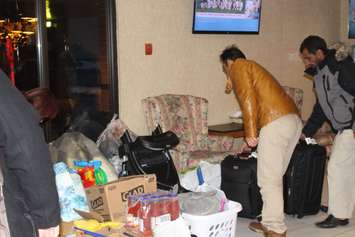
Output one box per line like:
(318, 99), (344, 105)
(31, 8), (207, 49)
(182, 201), (242, 237)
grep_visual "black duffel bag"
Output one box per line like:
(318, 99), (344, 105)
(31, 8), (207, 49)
(120, 125), (184, 192)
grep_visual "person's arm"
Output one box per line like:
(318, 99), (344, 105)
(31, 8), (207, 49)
(38, 226), (59, 237)
(0, 92), (60, 231)
(230, 62), (258, 140)
(6, 123), (60, 230)
(302, 99), (327, 137)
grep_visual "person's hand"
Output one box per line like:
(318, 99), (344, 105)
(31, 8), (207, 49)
(225, 79), (232, 94)
(38, 226), (59, 237)
(237, 142), (251, 154)
(300, 133), (306, 140)
(353, 130), (355, 138)
(246, 137), (258, 147)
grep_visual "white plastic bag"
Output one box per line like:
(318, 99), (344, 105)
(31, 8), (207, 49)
(180, 161), (221, 191)
(153, 217), (191, 237)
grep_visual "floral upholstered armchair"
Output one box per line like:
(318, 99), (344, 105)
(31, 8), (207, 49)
(142, 94), (243, 172)
(282, 86), (304, 114)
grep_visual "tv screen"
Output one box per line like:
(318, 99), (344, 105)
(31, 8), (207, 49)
(193, 0), (262, 34)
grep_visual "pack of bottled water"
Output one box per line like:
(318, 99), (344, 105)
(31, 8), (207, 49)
(53, 162), (89, 222)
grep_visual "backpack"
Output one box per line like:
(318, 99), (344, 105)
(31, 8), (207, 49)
(338, 56), (355, 97)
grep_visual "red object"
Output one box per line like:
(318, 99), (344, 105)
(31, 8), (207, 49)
(5, 38), (15, 85)
(139, 199), (153, 237)
(126, 192), (181, 237)
(145, 43), (153, 55)
(127, 197), (141, 217)
(170, 196), (180, 221)
(77, 167), (96, 188)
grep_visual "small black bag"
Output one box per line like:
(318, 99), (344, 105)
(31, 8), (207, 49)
(221, 154), (262, 219)
(120, 125), (183, 192)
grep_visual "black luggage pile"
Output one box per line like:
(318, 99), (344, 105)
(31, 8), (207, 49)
(221, 141), (327, 219)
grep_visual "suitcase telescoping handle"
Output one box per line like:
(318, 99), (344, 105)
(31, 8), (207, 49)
(237, 146), (257, 159)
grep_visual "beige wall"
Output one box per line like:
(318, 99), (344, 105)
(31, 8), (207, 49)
(117, 0), (340, 134)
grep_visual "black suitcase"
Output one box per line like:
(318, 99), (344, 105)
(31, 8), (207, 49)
(283, 141), (327, 218)
(221, 154), (262, 219)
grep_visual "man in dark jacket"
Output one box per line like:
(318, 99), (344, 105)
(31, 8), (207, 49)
(0, 69), (60, 237)
(300, 35), (355, 228)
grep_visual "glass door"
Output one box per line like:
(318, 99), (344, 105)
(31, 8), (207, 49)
(0, 0), (39, 91)
(1, 0), (118, 142)
(46, 0), (117, 141)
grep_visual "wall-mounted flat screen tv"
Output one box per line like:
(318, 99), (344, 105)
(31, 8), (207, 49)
(193, 0), (262, 34)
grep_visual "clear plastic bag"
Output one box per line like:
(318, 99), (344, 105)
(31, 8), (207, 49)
(126, 191), (180, 237)
(178, 183), (228, 216)
(96, 115), (136, 176)
(49, 132), (118, 182)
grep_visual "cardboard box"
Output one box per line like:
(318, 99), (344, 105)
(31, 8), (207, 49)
(59, 221), (75, 237)
(85, 174), (157, 222)
(75, 227), (123, 237)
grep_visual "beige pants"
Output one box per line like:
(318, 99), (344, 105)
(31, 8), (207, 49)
(257, 114), (302, 234)
(328, 129), (355, 219)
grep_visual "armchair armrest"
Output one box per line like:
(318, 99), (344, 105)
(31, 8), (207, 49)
(207, 134), (243, 153)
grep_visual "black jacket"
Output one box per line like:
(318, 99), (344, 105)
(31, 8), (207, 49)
(0, 70), (60, 237)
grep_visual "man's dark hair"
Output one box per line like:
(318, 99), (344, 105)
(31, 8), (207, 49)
(299, 35), (328, 54)
(220, 45), (246, 63)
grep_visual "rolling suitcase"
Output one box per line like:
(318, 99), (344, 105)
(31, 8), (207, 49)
(221, 154), (262, 219)
(283, 141), (327, 218)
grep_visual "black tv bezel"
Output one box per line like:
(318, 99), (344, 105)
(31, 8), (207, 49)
(192, 0), (262, 34)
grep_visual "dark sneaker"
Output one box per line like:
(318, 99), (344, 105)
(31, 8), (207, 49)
(315, 214), (349, 228)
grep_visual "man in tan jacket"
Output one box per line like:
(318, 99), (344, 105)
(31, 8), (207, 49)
(220, 45), (302, 237)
